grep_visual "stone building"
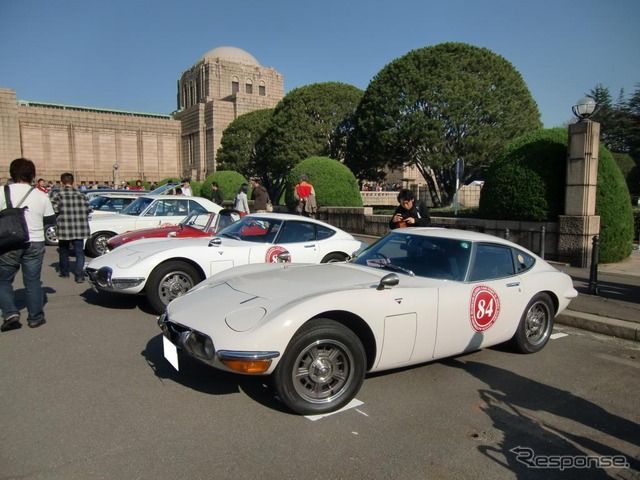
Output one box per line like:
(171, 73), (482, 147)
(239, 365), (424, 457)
(175, 46), (284, 181)
(0, 46), (284, 184)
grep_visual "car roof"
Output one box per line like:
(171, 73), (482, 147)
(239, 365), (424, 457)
(88, 191), (149, 198)
(392, 227), (529, 249)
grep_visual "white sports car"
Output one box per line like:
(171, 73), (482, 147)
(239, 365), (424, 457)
(86, 194), (220, 256)
(85, 214), (367, 313)
(158, 228), (578, 415)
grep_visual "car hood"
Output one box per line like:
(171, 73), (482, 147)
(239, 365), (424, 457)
(167, 262), (389, 331)
(112, 225), (183, 242)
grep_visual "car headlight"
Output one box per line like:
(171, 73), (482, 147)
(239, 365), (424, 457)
(96, 267), (113, 288)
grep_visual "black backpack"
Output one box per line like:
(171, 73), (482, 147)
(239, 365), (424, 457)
(0, 185), (35, 253)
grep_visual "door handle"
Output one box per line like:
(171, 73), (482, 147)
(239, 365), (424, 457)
(506, 282), (520, 287)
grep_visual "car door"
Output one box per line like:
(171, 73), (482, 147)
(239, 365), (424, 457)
(272, 220), (320, 263)
(433, 242), (525, 359)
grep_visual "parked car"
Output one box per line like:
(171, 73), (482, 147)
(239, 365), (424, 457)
(106, 209), (242, 251)
(157, 228), (578, 415)
(85, 194), (220, 257)
(88, 192), (148, 215)
(85, 213), (367, 313)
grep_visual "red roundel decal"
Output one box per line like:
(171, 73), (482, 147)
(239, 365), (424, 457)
(265, 246), (291, 263)
(469, 285), (501, 332)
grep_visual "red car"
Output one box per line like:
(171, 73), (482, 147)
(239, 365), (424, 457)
(107, 209), (241, 251)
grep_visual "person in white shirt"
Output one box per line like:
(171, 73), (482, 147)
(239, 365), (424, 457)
(181, 179), (192, 196)
(0, 158), (56, 331)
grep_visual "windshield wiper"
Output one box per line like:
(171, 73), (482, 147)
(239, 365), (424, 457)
(365, 259), (414, 276)
(220, 232), (241, 240)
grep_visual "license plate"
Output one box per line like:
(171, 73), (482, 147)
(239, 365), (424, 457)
(163, 336), (179, 371)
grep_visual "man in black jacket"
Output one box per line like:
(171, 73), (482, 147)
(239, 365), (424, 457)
(389, 189), (431, 230)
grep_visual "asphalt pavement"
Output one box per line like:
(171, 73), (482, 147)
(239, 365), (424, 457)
(553, 247), (640, 342)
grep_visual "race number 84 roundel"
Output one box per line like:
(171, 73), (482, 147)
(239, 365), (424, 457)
(469, 285), (501, 332)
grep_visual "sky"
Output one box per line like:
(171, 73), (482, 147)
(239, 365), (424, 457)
(1, 0), (639, 128)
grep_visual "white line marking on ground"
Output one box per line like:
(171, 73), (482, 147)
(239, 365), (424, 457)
(551, 333), (569, 339)
(305, 399), (364, 421)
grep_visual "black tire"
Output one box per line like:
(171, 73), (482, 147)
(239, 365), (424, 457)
(145, 261), (203, 314)
(274, 319), (366, 415)
(45, 225), (58, 246)
(321, 252), (348, 263)
(511, 293), (554, 354)
(87, 232), (115, 257)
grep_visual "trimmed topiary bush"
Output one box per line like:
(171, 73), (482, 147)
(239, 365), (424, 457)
(479, 127), (634, 263)
(200, 171), (249, 204)
(158, 177), (181, 186)
(479, 128), (567, 221)
(596, 148), (634, 262)
(284, 157), (363, 210)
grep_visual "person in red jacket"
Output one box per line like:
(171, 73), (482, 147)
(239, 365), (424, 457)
(294, 175), (317, 218)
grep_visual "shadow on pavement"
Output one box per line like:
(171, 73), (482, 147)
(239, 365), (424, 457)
(443, 358), (639, 478)
(140, 334), (289, 413)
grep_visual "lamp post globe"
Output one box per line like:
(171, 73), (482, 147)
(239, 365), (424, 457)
(572, 96), (597, 121)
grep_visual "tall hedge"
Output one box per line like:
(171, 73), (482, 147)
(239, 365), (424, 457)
(596, 148), (634, 261)
(479, 128), (567, 221)
(479, 127), (634, 263)
(284, 157), (363, 210)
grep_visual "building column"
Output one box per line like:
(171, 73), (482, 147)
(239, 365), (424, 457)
(558, 120), (600, 267)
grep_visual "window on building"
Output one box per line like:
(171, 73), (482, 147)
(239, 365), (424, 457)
(259, 82), (266, 96)
(245, 79), (253, 95)
(231, 77), (239, 95)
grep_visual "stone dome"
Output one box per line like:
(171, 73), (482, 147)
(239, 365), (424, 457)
(198, 46), (261, 66)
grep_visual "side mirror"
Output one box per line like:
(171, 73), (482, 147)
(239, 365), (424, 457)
(209, 237), (222, 247)
(377, 273), (399, 290)
(277, 252), (291, 263)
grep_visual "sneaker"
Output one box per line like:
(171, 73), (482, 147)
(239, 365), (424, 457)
(28, 318), (46, 329)
(59, 273), (70, 278)
(75, 276), (85, 284)
(1, 314), (20, 332)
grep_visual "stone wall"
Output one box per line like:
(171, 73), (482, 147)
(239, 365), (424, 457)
(315, 207), (559, 260)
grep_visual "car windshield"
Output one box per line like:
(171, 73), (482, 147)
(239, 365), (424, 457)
(120, 197), (154, 216)
(217, 216), (282, 243)
(181, 211), (215, 232)
(148, 183), (181, 195)
(352, 231), (472, 281)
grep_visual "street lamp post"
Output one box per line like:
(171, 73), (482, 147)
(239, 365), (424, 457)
(113, 163), (119, 187)
(558, 95), (601, 268)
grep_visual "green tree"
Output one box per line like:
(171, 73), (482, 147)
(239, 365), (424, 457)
(346, 42), (542, 206)
(216, 108), (274, 178)
(259, 82), (363, 202)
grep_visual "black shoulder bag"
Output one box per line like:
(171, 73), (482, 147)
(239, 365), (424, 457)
(0, 185), (35, 253)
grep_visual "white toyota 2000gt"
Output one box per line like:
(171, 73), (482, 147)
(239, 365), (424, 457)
(85, 214), (366, 313)
(158, 228), (578, 415)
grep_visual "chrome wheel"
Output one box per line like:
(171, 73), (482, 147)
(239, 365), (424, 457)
(45, 225), (58, 246)
(146, 261), (202, 314)
(274, 319), (366, 415)
(511, 293), (554, 354)
(157, 270), (196, 306)
(524, 300), (551, 346)
(292, 339), (354, 404)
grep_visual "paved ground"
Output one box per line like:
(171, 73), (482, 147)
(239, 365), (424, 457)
(554, 248), (640, 342)
(1, 246), (639, 479)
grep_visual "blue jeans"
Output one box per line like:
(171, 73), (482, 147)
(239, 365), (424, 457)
(58, 239), (85, 279)
(0, 242), (46, 325)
